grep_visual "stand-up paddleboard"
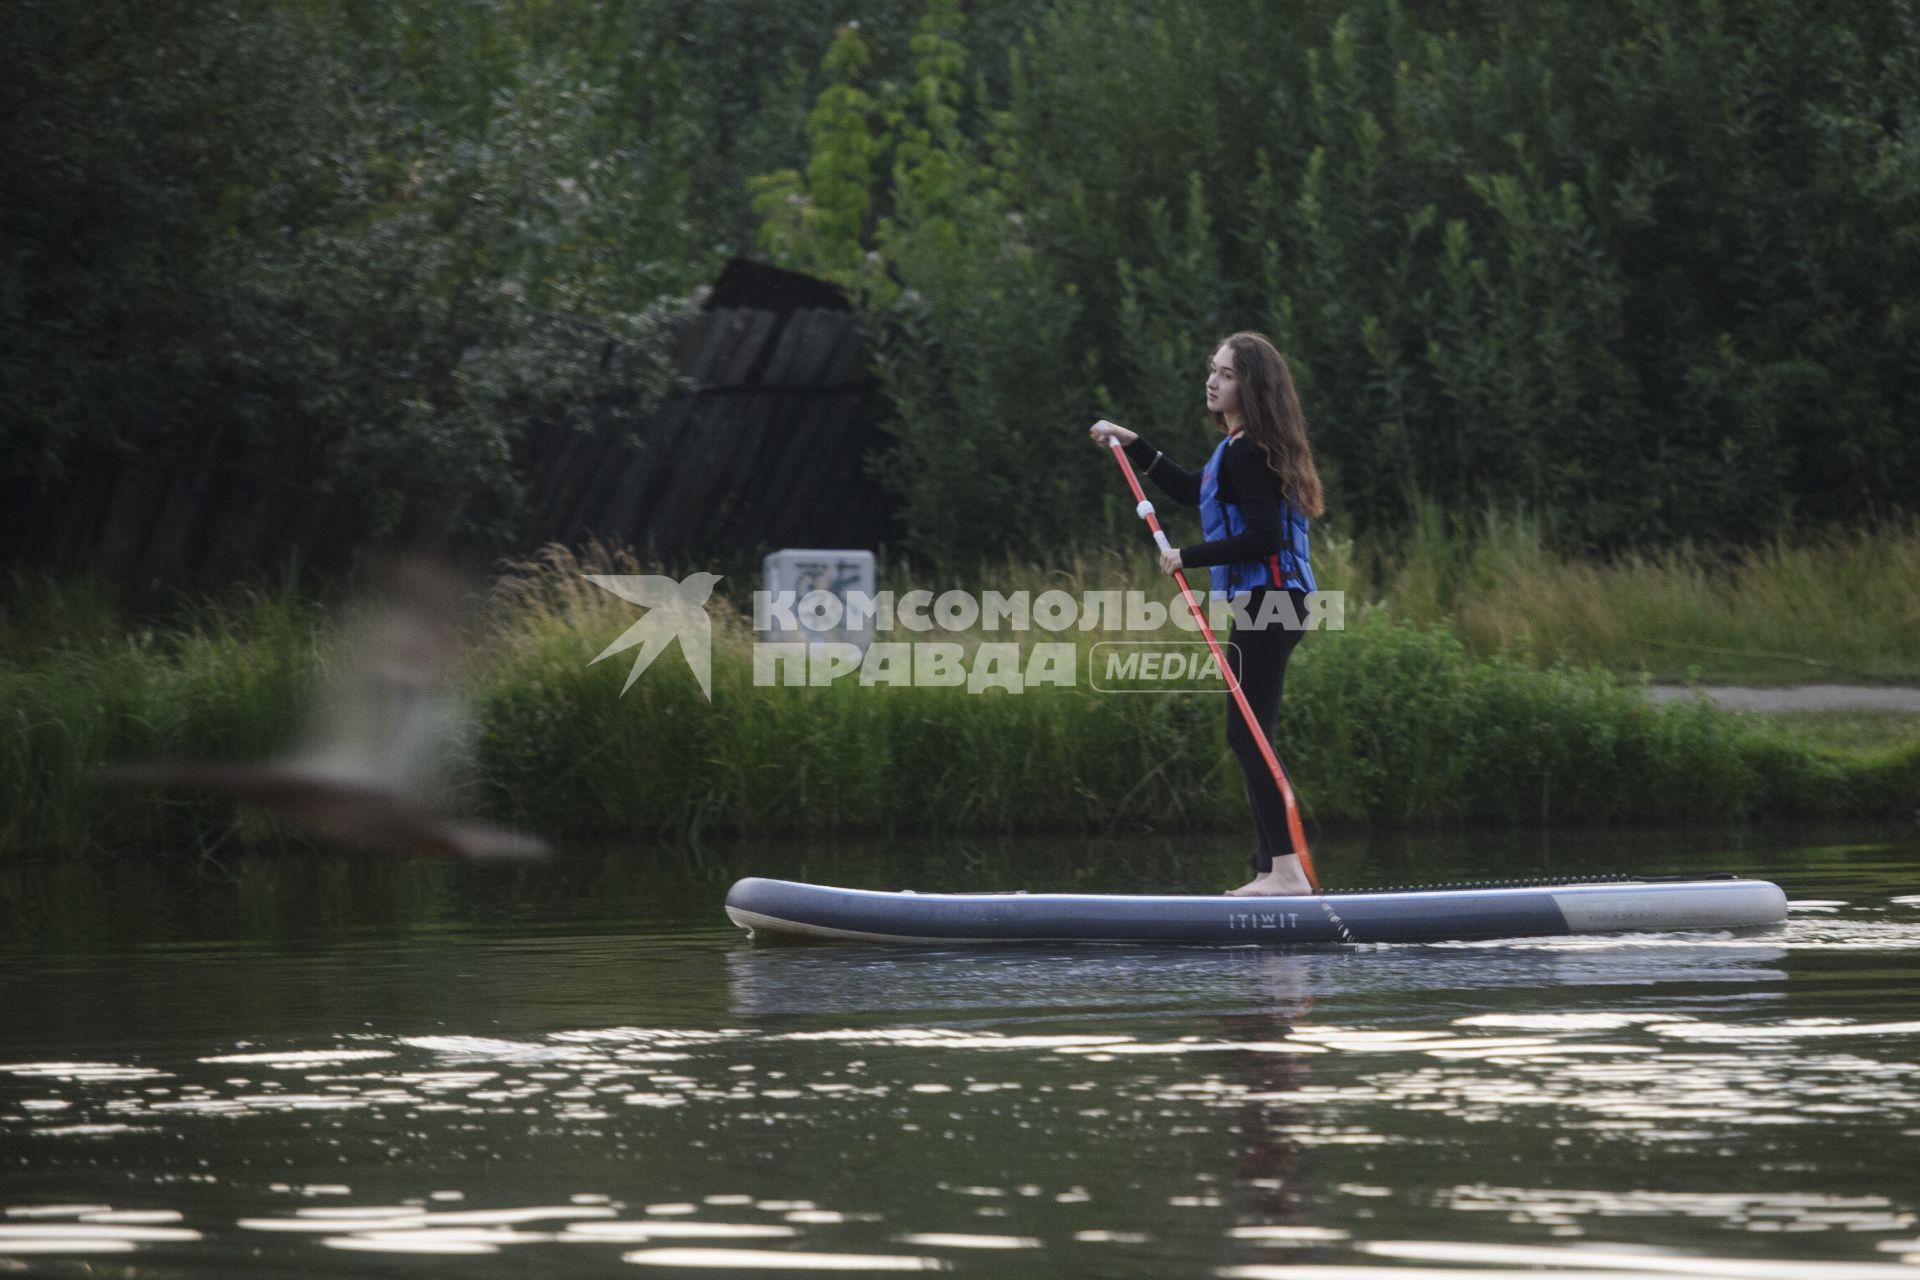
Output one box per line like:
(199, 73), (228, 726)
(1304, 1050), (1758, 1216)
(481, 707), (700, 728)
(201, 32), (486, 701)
(725, 875), (1788, 945)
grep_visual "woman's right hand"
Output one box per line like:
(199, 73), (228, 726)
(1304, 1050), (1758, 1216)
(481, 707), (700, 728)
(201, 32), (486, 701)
(1089, 419), (1137, 447)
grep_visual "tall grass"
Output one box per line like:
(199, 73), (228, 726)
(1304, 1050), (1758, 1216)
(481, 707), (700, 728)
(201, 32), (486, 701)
(476, 546), (1229, 842)
(1352, 503), (1920, 683)
(467, 546), (1920, 842)
(1, 580), (323, 854)
(5, 541), (1916, 860)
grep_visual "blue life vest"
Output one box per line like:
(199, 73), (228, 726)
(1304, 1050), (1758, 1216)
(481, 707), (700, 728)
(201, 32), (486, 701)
(1199, 436), (1317, 598)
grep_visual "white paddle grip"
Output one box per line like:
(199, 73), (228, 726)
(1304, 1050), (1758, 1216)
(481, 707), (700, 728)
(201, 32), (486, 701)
(1153, 531), (1173, 553)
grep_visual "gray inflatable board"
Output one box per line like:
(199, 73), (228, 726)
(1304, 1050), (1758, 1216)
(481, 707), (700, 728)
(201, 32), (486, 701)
(724, 876), (1789, 945)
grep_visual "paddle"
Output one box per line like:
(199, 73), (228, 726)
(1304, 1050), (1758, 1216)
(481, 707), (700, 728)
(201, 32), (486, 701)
(1101, 435), (1322, 894)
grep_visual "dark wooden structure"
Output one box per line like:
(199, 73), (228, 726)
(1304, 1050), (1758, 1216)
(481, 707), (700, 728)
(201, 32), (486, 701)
(1, 258), (894, 586)
(519, 258), (892, 565)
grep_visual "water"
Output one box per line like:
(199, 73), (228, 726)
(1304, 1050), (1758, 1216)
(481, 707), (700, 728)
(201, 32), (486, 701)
(3, 825), (1919, 1277)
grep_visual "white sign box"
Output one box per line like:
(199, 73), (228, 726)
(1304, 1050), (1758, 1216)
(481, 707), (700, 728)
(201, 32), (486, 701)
(761, 548), (877, 652)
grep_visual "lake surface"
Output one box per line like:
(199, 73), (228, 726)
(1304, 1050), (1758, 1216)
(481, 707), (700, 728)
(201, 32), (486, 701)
(4, 824), (1919, 1278)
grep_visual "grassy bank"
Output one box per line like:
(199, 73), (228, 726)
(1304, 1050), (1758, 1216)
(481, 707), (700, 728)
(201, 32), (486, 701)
(1747, 711), (1920, 755)
(5, 549), (1916, 859)
(1353, 505), (1920, 684)
(863, 503), (1920, 685)
(1, 576), (319, 854)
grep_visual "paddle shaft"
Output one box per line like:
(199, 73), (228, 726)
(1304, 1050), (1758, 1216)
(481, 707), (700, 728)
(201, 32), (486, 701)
(1104, 437), (1320, 892)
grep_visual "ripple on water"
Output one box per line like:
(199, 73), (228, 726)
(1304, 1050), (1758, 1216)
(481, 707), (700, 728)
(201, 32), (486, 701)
(228, 1201), (917, 1261)
(1357, 1239), (1920, 1276)
(0, 1204), (203, 1258)
(0, 1061), (169, 1082)
(9, 1006), (1920, 1153)
(622, 1248), (947, 1270)
(199, 1049), (395, 1066)
(1444, 1185), (1917, 1233)
(6, 874), (1920, 1274)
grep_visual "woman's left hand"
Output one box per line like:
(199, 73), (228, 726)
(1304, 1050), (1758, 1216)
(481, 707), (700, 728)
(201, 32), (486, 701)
(1159, 547), (1183, 576)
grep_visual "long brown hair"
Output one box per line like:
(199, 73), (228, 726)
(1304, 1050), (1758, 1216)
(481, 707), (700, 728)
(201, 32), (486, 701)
(1211, 331), (1325, 519)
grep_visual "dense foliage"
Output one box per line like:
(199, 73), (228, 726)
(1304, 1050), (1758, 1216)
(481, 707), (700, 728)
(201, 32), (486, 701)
(3, 0), (903, 542)
(764, 0), (1920, 559)
(6, 0), (1916, 565)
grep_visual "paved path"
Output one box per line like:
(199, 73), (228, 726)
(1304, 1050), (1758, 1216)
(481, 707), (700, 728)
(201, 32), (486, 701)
(1645, 684), (1920, 713)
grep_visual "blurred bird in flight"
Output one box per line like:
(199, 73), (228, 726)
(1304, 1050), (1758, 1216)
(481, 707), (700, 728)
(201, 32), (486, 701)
(111, 558), (549, 861)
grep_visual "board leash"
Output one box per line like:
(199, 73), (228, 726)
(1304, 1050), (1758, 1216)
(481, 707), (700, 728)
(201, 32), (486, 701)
(1321, 872), (1736, 895)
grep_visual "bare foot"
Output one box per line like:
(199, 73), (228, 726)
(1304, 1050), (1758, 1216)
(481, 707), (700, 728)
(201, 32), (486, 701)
(1226, 867), (1313, 897)
(1226, 854), (1313, 896)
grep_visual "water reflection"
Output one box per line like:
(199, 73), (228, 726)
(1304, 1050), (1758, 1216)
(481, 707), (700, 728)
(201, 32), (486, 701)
(622, 1247), (947, 1269)
(2, 830), (1918, 1275)
(723, 934), (1789, 1019)
(1441, 1186), (1916, 1235)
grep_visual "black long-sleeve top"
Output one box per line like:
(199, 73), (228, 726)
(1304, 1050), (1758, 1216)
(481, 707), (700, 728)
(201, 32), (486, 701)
(1123, 434), (1287, 570)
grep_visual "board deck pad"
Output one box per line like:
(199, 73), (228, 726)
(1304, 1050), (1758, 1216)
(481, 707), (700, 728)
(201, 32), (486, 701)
(724, 876), (1789, 946)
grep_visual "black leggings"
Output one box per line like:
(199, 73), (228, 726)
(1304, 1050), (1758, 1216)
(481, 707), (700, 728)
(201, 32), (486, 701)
(1224, 587), (1309, 873)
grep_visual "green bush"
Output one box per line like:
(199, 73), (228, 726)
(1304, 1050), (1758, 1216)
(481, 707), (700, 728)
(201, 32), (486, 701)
(1, 0), (895, 543)
(755, 0), (1920, 562)
(11, 555), (1912, 859)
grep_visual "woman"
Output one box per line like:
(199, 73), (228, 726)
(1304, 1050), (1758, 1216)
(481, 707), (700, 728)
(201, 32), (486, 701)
(1090, 331), (1324, 896)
